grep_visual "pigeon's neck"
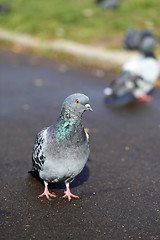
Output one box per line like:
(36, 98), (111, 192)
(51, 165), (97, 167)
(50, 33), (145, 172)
(143, 51), (156, 59)
(55, 112), (86, 144)
(57, 114), (83, 129)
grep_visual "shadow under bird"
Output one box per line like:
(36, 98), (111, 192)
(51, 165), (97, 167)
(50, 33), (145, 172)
(30, 93), (93, 201)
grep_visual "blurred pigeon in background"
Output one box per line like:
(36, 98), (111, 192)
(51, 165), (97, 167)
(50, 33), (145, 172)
(123, 27), (154, 50)
(96, 0), (121, 9)
(0, 3), (9, 14)
(104, 37), (160, 105)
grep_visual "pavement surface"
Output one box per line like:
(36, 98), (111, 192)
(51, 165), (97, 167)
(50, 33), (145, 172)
(1, 47), (160, 240)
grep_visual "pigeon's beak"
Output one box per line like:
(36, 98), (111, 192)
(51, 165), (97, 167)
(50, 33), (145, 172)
(85, 103), (93, 112)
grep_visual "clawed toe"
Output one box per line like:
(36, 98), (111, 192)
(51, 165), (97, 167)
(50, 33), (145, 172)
(38, 181), (56, 200)
(39, 192), (56, 199)
(62, 183), (79, 201)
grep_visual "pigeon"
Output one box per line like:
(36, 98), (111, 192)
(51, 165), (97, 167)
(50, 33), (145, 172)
(104, 36), (160, 104)
(96, 0), (121, 9)
(123, 27), (154, 50)
(0, 3), (10, 14)
(31, 93), (92, 201)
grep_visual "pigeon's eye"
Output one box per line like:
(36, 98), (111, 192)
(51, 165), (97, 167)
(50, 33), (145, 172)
(75, 99), (80, 104)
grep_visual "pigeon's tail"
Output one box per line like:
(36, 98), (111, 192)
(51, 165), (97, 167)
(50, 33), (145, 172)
(28, 169), (39, 176)
(28, 170), (35, 174)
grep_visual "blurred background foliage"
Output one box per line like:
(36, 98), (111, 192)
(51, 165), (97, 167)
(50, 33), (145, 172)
(0, 0), (159, 49)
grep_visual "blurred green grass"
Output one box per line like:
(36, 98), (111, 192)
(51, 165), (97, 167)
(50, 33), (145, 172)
(0, 0), (160, 49)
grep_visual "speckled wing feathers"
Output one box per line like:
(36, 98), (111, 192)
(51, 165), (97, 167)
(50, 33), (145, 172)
(32, 127), (47, 171)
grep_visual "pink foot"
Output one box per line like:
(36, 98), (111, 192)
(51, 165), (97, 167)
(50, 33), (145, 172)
(62, 183), (79, 201)
(39, 181), (56, 199)
(138, 94), (152, 102)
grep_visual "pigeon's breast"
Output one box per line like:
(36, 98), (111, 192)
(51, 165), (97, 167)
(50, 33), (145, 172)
(39, 133), (89, 183)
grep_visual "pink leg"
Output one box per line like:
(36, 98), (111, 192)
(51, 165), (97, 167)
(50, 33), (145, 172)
(138, 94), (152, 102)
(62, 183), (79, 201)
(39, 181), (56, 199)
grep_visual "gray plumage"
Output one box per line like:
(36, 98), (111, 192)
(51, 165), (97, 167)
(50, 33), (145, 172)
(32, 93), (92, 200)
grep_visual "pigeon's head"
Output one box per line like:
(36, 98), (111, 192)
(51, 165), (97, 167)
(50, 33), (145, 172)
(140, 36), (159, 54)
(61, 93), (93, 118)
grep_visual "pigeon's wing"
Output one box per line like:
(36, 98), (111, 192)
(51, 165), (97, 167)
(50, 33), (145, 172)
(110, 71), (135, 96)
(32, 127), (48, 171)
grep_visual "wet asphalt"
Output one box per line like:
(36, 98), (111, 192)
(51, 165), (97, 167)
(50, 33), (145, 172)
(0, 47), (160, 240)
